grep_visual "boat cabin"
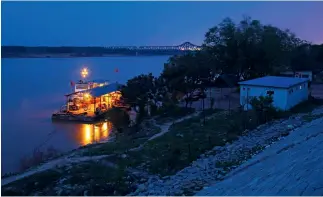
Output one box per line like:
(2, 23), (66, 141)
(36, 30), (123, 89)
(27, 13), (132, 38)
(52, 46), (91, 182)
(74, 79), (109, 93)
(63, 83), (123, 116)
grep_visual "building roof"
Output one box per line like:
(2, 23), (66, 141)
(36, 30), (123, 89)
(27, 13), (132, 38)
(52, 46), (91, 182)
(75, 79), (109, 84)
(65, 83), (122, 97)
(238, 76), (309, 88)
(90, 79), (109, 83)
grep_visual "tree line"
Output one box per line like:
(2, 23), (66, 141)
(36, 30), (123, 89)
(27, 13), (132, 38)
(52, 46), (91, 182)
(121, 16), (323, 114)
(2, 46), (187, 57)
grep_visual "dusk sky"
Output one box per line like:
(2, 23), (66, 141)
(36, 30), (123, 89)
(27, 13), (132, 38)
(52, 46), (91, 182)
(2, 1), (323, 46)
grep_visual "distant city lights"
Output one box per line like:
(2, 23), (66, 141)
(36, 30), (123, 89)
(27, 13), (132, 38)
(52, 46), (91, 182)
(103, 42), (201, 51)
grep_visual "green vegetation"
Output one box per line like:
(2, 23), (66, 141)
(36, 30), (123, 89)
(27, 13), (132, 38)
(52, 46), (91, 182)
(249, 96), (323, 124)
(60, 162), (135, 195)
(2, 170), (62, 196)
(290, 97), (323, 114)
(104, 110), (262, 176)
(2, 162), (136, 196)
(154, 106), (196, 124)
(81, 120), (161, 157)
(302, 114), (323, 122)
(99, 107), (130, 131)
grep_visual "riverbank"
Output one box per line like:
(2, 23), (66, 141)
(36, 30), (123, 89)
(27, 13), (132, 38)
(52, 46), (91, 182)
(3, 102), (323, 195)
(2, 53), (172, 59)
(1, 110), (201, 195)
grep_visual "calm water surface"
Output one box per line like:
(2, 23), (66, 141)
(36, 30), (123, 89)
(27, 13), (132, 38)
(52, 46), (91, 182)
(1, 56), (168, 173)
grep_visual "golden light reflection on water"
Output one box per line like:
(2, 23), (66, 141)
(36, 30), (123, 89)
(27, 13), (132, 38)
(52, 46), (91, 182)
(80, 122), (112, 146)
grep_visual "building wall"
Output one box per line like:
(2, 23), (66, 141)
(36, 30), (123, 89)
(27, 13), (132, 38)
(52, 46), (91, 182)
(280, 71), (313, 81)
(240, 82), (309, 110)
(286, 82), (309, 110)
(240, 85), (288, 110)
(295, 71), (313, 82)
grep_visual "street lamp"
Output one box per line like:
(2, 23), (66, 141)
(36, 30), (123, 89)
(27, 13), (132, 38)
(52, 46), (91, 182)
(81, 68), (89, 79)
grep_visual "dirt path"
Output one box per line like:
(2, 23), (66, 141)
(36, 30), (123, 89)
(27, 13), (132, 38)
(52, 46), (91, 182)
(148, 112), (201, 141)
(195, 117), (323, 196)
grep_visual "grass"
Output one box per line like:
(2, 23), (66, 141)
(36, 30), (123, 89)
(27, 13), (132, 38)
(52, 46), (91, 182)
(61, 162), (135, 195)
(2, 170), (62, 196)
(198, 108), (223, 119)
(83, 107), (196, 157)
(154, 107), (196, 124)
(106, 111), (252, 176)
(302, 114), (323, 122)
(2, 162), (136, 196)
(81, 120), (161, 156)
(249, 98), (323, 122)
(289, 98), (323, 114)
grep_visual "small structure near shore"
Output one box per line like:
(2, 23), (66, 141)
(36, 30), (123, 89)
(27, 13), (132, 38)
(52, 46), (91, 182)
(52, 83), (125, 122)
(239, 76), (309, 111)
(280, 70), (313, 82)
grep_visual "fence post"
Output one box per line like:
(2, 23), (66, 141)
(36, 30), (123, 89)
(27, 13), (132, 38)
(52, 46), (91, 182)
(188, 144), (191, 158)
(208, 136), (211, 146)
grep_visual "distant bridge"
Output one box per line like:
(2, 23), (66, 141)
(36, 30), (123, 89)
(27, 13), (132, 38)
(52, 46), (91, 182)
(105, 42), (202, 51)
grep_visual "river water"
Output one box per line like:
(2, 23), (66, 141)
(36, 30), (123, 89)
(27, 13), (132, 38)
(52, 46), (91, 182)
(1, 56), (169, 174)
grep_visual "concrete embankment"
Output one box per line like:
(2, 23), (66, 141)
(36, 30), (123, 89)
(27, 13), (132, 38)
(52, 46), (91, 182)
(196, 117), (323, 196)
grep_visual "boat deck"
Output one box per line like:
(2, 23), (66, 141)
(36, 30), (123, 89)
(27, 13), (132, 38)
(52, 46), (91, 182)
(69, 108), (96, 117)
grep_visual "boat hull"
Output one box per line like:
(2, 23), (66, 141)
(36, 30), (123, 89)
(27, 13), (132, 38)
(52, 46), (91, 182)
(51, 113), (95, 123)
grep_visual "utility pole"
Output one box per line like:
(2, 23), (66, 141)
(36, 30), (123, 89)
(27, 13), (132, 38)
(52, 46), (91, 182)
(203, 97), (205, 125)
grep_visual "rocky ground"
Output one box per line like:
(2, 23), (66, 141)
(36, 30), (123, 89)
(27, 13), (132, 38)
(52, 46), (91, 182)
(196, 116), (323, 195)
(129, 107), (323, 196)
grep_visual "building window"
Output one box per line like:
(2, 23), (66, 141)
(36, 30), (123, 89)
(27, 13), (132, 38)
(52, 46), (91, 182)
(267, 90), (274, 96)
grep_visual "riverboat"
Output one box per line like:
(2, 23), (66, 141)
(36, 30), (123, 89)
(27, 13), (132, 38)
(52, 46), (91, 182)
(52, 68), (126, 122)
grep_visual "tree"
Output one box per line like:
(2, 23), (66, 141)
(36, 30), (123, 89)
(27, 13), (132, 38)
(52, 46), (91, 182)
(121, 73), (167, 116)
(121, 16), (322, 127)
(203, 16), (307, 80)
(121, 73), (155, 110)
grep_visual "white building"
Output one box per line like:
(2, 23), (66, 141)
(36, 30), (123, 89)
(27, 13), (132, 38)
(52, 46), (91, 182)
(280, 70), (313, 82)
(239, 76), (309, 111)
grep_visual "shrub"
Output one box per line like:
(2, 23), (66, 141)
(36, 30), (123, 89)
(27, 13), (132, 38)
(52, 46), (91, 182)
(103, 107), (130, 129)
(235, 86), (240, 93)
(249, 95), (284, 123)
(19, 147), (60, 172)
(250, 95), (274, 111)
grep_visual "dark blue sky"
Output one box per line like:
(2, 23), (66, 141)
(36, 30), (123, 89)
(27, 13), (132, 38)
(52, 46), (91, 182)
(2, 1), (323, 46)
